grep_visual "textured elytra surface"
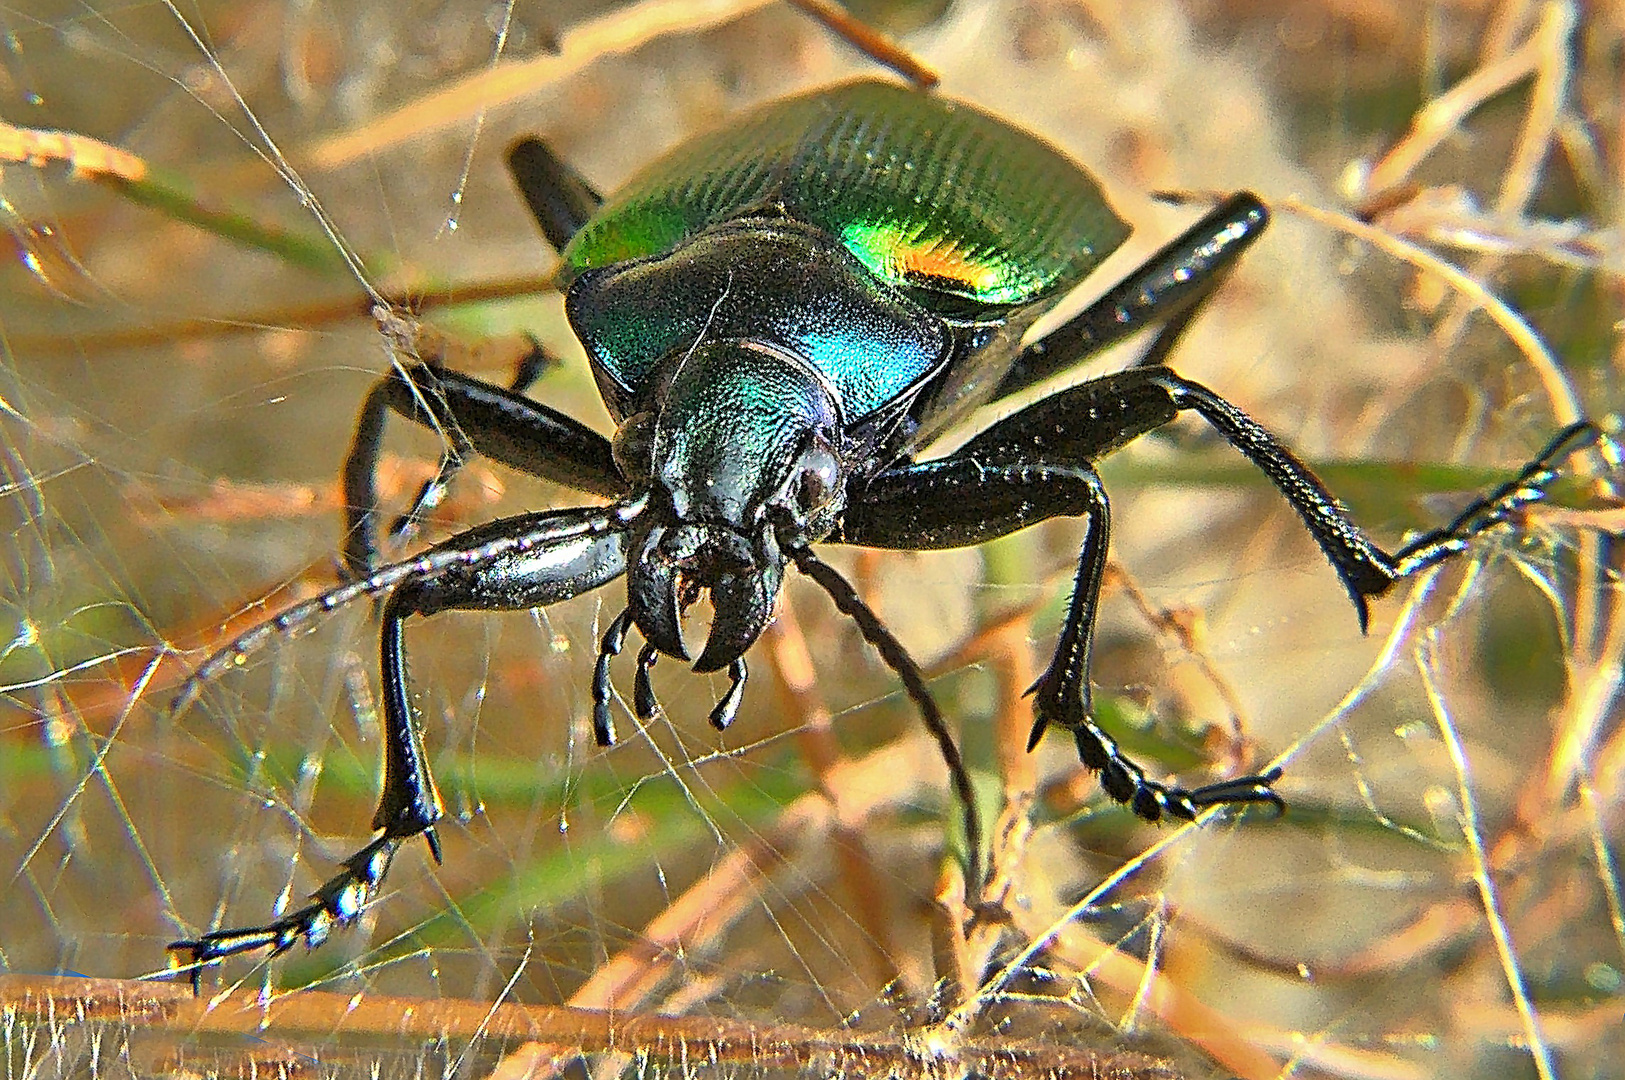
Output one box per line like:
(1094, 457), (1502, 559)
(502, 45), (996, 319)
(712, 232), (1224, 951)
(563, 78), (1131, 308)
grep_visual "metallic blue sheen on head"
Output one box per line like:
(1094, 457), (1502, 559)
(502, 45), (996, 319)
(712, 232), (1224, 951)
(651, 341), (837, 528)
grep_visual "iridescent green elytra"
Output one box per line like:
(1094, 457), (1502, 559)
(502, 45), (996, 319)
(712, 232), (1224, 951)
(563, 79), (1130, 309)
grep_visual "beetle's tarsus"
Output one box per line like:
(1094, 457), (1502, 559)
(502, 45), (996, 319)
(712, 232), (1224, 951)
(169, 834), (404, 994)
(1064, 725), (1286, 824)
(1178, 765), (1287, 818)
(1331, 420), (1604, 631)
(1028, 667), (1287, 824)
(1389, 420), (1603, 580)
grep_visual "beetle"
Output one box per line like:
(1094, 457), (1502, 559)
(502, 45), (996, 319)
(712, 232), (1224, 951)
(167, 77), (1598, 983)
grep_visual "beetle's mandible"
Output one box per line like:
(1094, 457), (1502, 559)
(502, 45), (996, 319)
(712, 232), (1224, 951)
(168, 79), (1600, 986)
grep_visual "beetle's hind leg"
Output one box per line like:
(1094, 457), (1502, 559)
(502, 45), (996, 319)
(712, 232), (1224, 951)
(993, 193), (1269, 403)
(836, 377), (1285, 823)
(506, 137), (602, 252)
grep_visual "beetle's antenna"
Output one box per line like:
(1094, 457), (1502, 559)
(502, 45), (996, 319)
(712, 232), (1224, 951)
(789, 546), (984, 896)
(170, 498), (646, 719)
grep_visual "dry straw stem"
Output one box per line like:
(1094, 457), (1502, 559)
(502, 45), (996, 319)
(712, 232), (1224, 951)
(0, 121), (342, 273)
(1336, 3), (1623, 821)
(303, 0), (938, 170)
(1355, 1), (1573, 207)
(0, 122), (147, 181)
(0, 974), (1176, 1080)
(305, 0), (780, 169)
(1417, 610), (1555, 1080)
(780, 0), (940, 88)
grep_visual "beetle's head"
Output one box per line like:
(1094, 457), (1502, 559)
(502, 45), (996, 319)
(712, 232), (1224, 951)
(619, 340), (848, 671)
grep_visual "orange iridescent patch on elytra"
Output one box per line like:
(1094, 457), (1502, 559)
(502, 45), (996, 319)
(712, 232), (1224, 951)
(841, 221), (1019, 302)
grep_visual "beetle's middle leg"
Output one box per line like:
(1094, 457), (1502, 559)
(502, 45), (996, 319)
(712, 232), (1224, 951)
(506, 136), (602, 252)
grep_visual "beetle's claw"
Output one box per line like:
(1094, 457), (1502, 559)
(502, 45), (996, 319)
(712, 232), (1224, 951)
(1027, 652), (1092, 737)
(1025, 661), (1091, 755)
(1025, 714), (1047, 753)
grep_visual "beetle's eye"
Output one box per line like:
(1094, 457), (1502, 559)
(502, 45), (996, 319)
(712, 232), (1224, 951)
(612, 412), (656, 479)
(795, 444), (841, 511)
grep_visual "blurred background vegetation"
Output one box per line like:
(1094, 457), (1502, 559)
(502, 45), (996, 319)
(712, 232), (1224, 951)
(1, 1), (1621, 1077)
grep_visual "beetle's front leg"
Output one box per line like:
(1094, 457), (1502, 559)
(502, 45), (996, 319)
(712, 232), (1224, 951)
(170, 509), (629, 988)
(365, 345), (556, 557)
(838, 411), (1281, 823)
(343, 360), (627, 576)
